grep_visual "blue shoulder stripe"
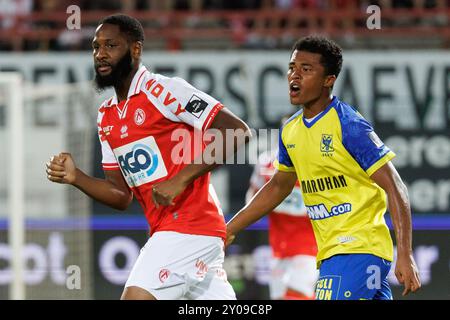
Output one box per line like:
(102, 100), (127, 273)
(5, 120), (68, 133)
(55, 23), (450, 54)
(283, 109), (303, 129)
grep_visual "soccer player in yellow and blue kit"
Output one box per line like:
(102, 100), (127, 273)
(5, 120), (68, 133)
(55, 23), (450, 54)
(226, 36), (421, 300)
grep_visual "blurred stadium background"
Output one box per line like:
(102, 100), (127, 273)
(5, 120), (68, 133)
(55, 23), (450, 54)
(0, 0), (449, 300)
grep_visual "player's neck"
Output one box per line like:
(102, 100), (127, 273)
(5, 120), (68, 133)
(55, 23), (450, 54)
(114, 65), (140, 103)
(302, 94), (333, 119)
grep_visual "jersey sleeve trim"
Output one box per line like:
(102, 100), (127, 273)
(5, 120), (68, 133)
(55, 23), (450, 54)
(273, 159), (296, 173)
(277, 123), (295, 169)
(202, 103), (224, 131)
(102, 162), (120, 171)
(366, 151), (396, 176)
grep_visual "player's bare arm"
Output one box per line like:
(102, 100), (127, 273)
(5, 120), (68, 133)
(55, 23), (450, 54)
(46, 152), (132, 210)
(226, 170), (297, 246)
(151, 107), (251, 208)
(371, 161), (421, 296)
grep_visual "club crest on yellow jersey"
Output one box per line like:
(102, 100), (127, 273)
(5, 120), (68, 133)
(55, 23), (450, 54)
(321, 134), (334, 156)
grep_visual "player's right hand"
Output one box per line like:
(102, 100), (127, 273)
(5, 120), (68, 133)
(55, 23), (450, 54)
(46, 152), (77, 185)
(395, 253), (421, 296)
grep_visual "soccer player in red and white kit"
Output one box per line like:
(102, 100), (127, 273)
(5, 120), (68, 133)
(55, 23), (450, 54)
(46, 14), (251, 300)
(247, 131), (318, 300)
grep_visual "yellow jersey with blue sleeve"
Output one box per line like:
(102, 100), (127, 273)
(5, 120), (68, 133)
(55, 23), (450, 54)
(275, 96), (395, 264)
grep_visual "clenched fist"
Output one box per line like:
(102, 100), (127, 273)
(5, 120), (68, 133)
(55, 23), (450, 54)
(46, 152), (77, 185)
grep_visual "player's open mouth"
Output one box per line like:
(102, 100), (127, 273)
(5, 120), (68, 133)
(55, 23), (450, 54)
(289, 83), (300, 97)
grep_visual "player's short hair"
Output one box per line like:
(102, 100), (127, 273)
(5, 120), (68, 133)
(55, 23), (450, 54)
(99, 14), (145, 43)
(292, 36), (343, 78)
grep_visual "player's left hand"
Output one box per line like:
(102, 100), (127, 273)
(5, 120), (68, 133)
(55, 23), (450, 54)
(151, 177), (188, 208)
(225, 232), (235, 248)
(395, 252), (421, 296)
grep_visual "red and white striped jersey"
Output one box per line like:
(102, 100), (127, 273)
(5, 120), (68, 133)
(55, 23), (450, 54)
(250, 150), (317, 258)
(97, 65), (226, 240)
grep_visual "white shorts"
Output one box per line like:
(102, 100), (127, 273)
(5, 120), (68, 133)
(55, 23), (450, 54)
(125, 231), (236, 300)
(269, 254), (318, 299)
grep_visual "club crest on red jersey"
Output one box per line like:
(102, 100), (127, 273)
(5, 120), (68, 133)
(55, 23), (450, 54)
(134, 108), (146, 126)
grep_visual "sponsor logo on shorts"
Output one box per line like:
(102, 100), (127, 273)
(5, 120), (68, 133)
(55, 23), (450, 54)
(316, 276), (341, 300)
(195, 259), (208, 277)
(159, 269), (170, 283)
(216, 268), (227, 282)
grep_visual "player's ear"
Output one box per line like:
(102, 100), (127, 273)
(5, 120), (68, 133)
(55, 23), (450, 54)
(324, 75), (336, 89)
(131, 41), (143, 59)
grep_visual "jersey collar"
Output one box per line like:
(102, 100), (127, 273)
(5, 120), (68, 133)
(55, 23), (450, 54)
(108, 64), (148, 106)
(302, 96), (338, 128)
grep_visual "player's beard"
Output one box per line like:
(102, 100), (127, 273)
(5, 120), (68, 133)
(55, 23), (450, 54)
(94, 50), (133, 92)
